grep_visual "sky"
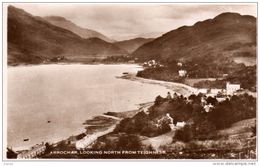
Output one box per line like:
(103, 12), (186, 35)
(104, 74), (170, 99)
(10, 3), (257, 41)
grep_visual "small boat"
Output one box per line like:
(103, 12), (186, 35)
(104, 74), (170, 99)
(23, 139), (29, 142)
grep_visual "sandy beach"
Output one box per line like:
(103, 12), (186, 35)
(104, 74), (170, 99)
(119, 73), (198, 97)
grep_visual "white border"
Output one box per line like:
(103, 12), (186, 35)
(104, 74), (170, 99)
(0, 0), (259, 166)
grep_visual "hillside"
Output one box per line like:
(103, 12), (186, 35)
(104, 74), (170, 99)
(44, 16), (115, 43)
(114, 37), (154, 53)
(132, 12), (256, 64)
(7, 6), (126, 65)
(90, 93), (256, 159)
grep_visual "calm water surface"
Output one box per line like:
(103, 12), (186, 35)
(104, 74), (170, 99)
(7, 64), (170, 150)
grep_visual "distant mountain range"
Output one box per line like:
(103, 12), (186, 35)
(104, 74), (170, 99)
(132, 12), (256, 63)
(114, 38), (154, 53)
(8, 6), (126, 65)
(7, 6), (256, 66)
(44, 16), (115, 43)
(110, 32), (164, 41)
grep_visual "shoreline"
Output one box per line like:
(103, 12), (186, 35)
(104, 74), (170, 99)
(46, 73), (196, 152)
(13, 103), (147, 155)
(8, 62), (143, 67)
(8, 64), (145, 154)
(71, 102), (152, 150)
(12, 68), (256, 156)
(119, 73), (198, 97)
(10, 66), (196, 156)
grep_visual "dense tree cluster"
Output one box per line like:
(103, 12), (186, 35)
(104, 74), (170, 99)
(102, 55), (133, 63)
(137, 57), (256, 91)
(93, 133), (144, 151)
(208, 94), (256, 129)
(114, 93), (256, 142)
(194, 65), (256, 91)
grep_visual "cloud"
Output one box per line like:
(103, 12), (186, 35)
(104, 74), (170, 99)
(9, 3), (257, 40)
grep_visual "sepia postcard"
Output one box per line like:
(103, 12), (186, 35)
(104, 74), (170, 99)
(2, 2), (257, 161)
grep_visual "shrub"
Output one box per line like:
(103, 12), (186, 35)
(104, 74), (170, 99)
(116, 134), (143, 151)
(154, 95), (165, 105)
(194, 119), (217, 140)
(175, 125), (194, 142)
(208, 94), (256, 129)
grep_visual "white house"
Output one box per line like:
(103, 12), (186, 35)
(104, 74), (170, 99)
(176, 121), (186, 127)
(201, 96), (207, 106)
(223, 74), (228, 77)
(178, 70), (187, 77)
(76, 126), (115, 150)
(204, 103), (214, 113)
(210, 89), (222, 95)
(76, 134), (98, 150)
(177, 62), (183, 67)
(206, 89), (223, 97)
(144, 60), (159, 68)
(197, 88), (208, 94)
(226, 82), (240, 95)
(216, 97), (226, 102)
(17, 143), (46, 159)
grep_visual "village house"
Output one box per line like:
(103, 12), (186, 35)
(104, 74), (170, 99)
(17, 143), (46, 159)
(144, 60), (157, 67)
(177, 62), (183, 67)
(178, 70), (187, 77)
(176, 121), (186, 127)
(206, 89), (223, 97)
(197, 88), (208, 94)
(204, 103), (214, 113)
(223, 74), (228, 78)
(128, 60), (135, 63)
(200, 96), (207, 106)
(143, 60), (163, 68)
(216, 97), (226, 102)
(226, 82), (240, 95)
(75, 126), (115, 150)
(76, 134), (98, 150)
(210, 89), (222, 95)
(166, 113), (175, 130)
(196, 88), (227, 98)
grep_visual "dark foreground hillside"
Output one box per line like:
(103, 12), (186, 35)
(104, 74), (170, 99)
(36, 93), (256, 159)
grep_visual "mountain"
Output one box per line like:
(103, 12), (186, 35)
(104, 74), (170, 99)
(8, 6), (126, 65)
(132, 12), (256, 63)
(44, 16), (115, 43)
(110, 32), (163, 41)
(114, 37), (154, 53)
(132, 32), (164, 39)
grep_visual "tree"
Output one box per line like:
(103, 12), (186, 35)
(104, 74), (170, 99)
(174, 125), (194, 142)
(154, 95), (165, 105)
(206, 96), (218, 105)
(6, 148), (17, 159)
(117, 134), (143, 151)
